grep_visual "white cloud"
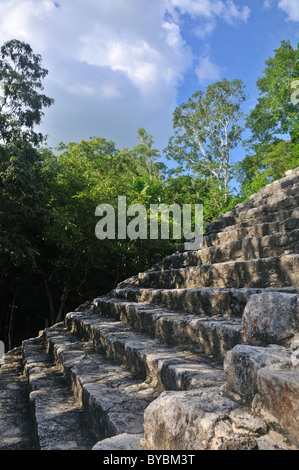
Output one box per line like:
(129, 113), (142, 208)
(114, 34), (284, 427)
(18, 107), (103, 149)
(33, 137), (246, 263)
(278, 0), (299, 21)
(264, 0), (299, 20)
(66, 81), (121, 99)
(0, 0), (191, 147)
(162, 20), (184, 48)
(75, 2), (192, 99)
(0, 0), (251, 149)
(263, 0), (272, 8)
(168, 0), (250, 24)
(195, 56), (222, 82)
(222, 0), (250, 23)
(0, 0), (57, 50)
(194, 21), (217, 38)
(168, 0), (221, 18)
(79, 32), (165, 96)
(66, 83), (96, 96)
(99, 84), (122, 99)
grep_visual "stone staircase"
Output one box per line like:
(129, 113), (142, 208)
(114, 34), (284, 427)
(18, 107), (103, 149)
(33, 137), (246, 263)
(1, 168), (299, 451)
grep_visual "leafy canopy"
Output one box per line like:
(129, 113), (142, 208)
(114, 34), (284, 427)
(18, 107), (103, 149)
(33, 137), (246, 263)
(0, 39), (54, 145)
(165, 78), (246, 199)
(237, 40), (299, 197)
(246, 40), (299, 148)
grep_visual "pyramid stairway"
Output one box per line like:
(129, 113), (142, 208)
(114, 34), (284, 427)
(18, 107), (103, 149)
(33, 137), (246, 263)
(1, 168), (299, 451)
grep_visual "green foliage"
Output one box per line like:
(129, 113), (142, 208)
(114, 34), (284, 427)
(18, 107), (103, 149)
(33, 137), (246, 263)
(0, 141), (49, 267)
(130, 128), (165, 181)
(40, 135), (177, 324)
(246, 40), (299, 150)
(165, 78), (246, 200)
(236, 138), (299, 198)
(238, 40), (299, 198)
(0, 38), (54, 348)
(2, 38), (299, 353)
(0, 39), (54, 145)
(0, 141), (52, 349)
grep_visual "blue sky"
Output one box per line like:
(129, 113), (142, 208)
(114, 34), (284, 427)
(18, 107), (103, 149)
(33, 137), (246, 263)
(0, 0), (298, 168)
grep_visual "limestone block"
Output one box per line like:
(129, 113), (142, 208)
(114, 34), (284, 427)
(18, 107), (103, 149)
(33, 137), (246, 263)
(92, 433), (143, 450)
(291, 350), (299, 367)
(291, 337), (299, 366)
(254, 368), (299, 443)
(141, 388), (269, 451)
(224, 344), (299, 443)
(223, 344), (291, 403)
(256, 430), (298, 450)
(241, 292), (299, 346)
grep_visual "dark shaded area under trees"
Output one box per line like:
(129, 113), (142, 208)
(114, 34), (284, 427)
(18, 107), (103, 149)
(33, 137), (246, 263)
(0, 39), (298, 351)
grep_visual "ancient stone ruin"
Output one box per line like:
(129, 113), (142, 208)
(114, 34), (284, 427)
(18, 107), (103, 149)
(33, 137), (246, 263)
(1, 168), (299, 450)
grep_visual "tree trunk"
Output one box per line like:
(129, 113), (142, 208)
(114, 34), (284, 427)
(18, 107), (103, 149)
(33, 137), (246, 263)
(42, 273), (56, 325)
(55, 280), (70, 323)
(7, 298), (15, 351)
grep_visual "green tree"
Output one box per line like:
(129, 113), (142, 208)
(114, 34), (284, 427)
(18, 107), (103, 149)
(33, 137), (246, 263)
(236, 138), (299, 198)
(165, 79), (246, 202)
(0, 142), (52, 348)
(0, 142), (48, 266)
(246, 40), (299, 149)
(237, 40), (299, 198)
(131, 128), (164, 180)
(41, 137), (126, 322)
(40, 136), (174, 325)
(0, 39), (54, 145)
(0, 39), (54, 348)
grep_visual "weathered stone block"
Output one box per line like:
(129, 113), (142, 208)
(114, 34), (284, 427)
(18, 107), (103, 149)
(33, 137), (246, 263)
(254, 368), (299, 443)
(241, 292), (299, 346)
(291, 349), (299, 367)
(256, 430), (298, 450)
(92, 433), (143, 450)
(223, 344), (291, 403)
(141, 388), (269, 450)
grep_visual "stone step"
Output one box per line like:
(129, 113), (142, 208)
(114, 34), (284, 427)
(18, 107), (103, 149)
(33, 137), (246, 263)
(117, 249), (299, 290)
(176, 208), (299, 253)
(222, 177), (299, 219)
(223, 343), (299, 446)
(141, 386), (299, 450)
(89, 297), (242, 359)
(202, 211), (299, 249)
(64, 311), (227, 391)
(213, 206), (299, 234)
(205, 194), (299, 235)
(0, 347), (36, 450)
(163, 229), (299, 270)
(42, 324), (157, 442)
(137, 254), (299, 290)
(22, 335), (97, 450)
(110, 286), (299, 317)
(234, 168), (299, 207)
(211, 169), (299, 224)
(178, 182), (299, 253)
